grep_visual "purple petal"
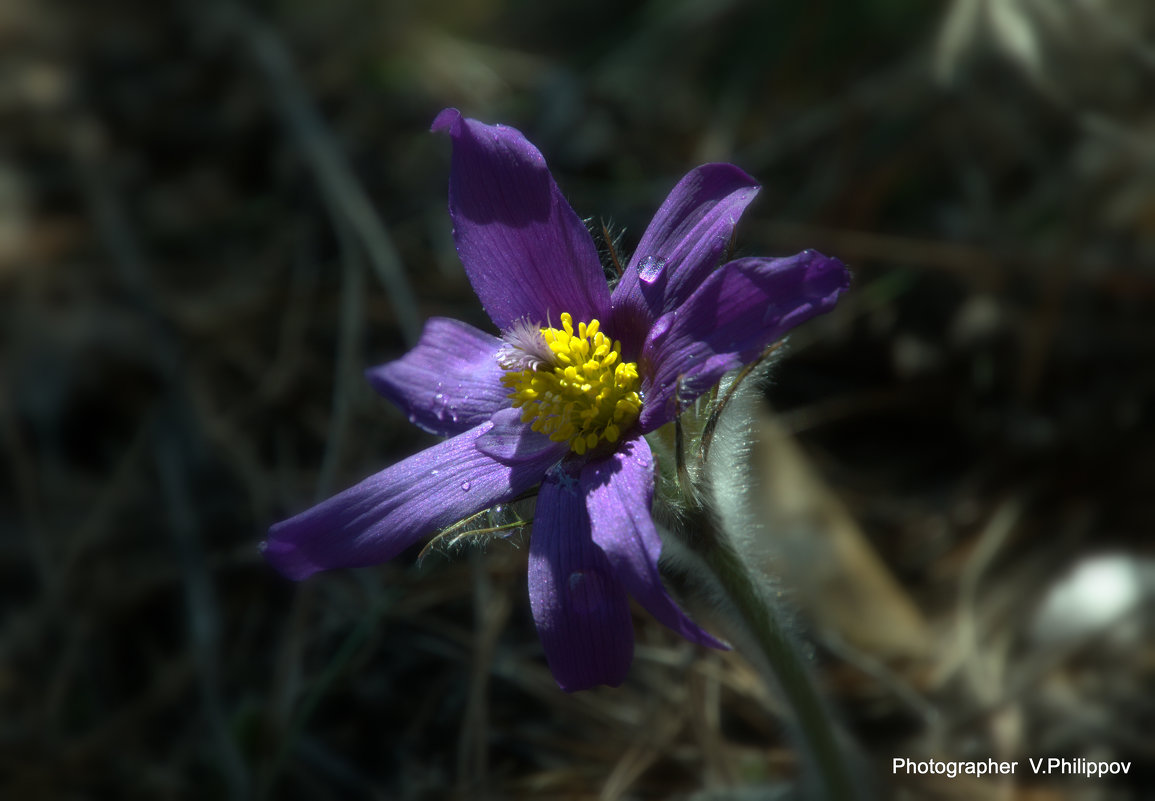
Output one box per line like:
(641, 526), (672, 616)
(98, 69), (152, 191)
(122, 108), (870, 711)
(475, 407), (569, 465)
(581, 437), (727, 649)
(432, 108), (610, 331)
(264, 422), (556, 580)
(528, 472), (634, 691)
(609, 164), (760, 358)
(639, 251), (850, 431)
(365, 317), (507, 437)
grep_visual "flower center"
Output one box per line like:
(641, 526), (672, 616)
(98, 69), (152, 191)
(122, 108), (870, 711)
(501, 313), (641, 456)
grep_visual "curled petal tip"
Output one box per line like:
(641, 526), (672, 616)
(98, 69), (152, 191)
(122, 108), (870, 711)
(697, 161), (761, 191)
(803, 250), (852, 300)
(431, 107), (462, 134)
(262, 532), (323, 581)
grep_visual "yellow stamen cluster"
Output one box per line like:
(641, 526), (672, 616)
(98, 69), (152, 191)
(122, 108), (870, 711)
(502, 313), (641, 455)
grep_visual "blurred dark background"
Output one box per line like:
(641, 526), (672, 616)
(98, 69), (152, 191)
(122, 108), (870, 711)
(2, 0), (1154, 798)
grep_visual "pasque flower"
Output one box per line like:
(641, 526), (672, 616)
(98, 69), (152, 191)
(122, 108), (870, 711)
(264, 108), (850, 691)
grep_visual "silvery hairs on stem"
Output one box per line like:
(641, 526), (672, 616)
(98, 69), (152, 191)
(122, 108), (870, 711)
(649, 356), (874, 801)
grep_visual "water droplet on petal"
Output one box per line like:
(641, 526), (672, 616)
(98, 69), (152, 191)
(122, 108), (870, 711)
(638, 255), (667, 285)
(430, 392), (450, 421)
(430, 469), (440, 476)
(461, 480), (471, 491)
(566, 570), (608, 612)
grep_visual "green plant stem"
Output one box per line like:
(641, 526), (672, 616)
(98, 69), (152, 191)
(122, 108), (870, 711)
(701, 536), (863, 800)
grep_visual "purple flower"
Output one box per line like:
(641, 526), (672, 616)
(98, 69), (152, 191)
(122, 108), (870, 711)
(263, 108), (850, 691)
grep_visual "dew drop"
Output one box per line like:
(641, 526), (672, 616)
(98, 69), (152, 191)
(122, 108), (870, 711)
(430, 469), (440, 476)
(431, 392), (449, 421)
(567, 570), (608, 612)
(638, 255), (667, 285)
(460, 480), (471, 491)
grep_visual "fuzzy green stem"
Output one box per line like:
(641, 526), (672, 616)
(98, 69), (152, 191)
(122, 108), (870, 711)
(700, 535), (864, 800)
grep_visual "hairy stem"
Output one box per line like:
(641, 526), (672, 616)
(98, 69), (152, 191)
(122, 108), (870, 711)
(686, 509), (867, 800)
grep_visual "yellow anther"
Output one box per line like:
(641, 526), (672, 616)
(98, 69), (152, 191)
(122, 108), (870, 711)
(501, 313), (641, 455)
